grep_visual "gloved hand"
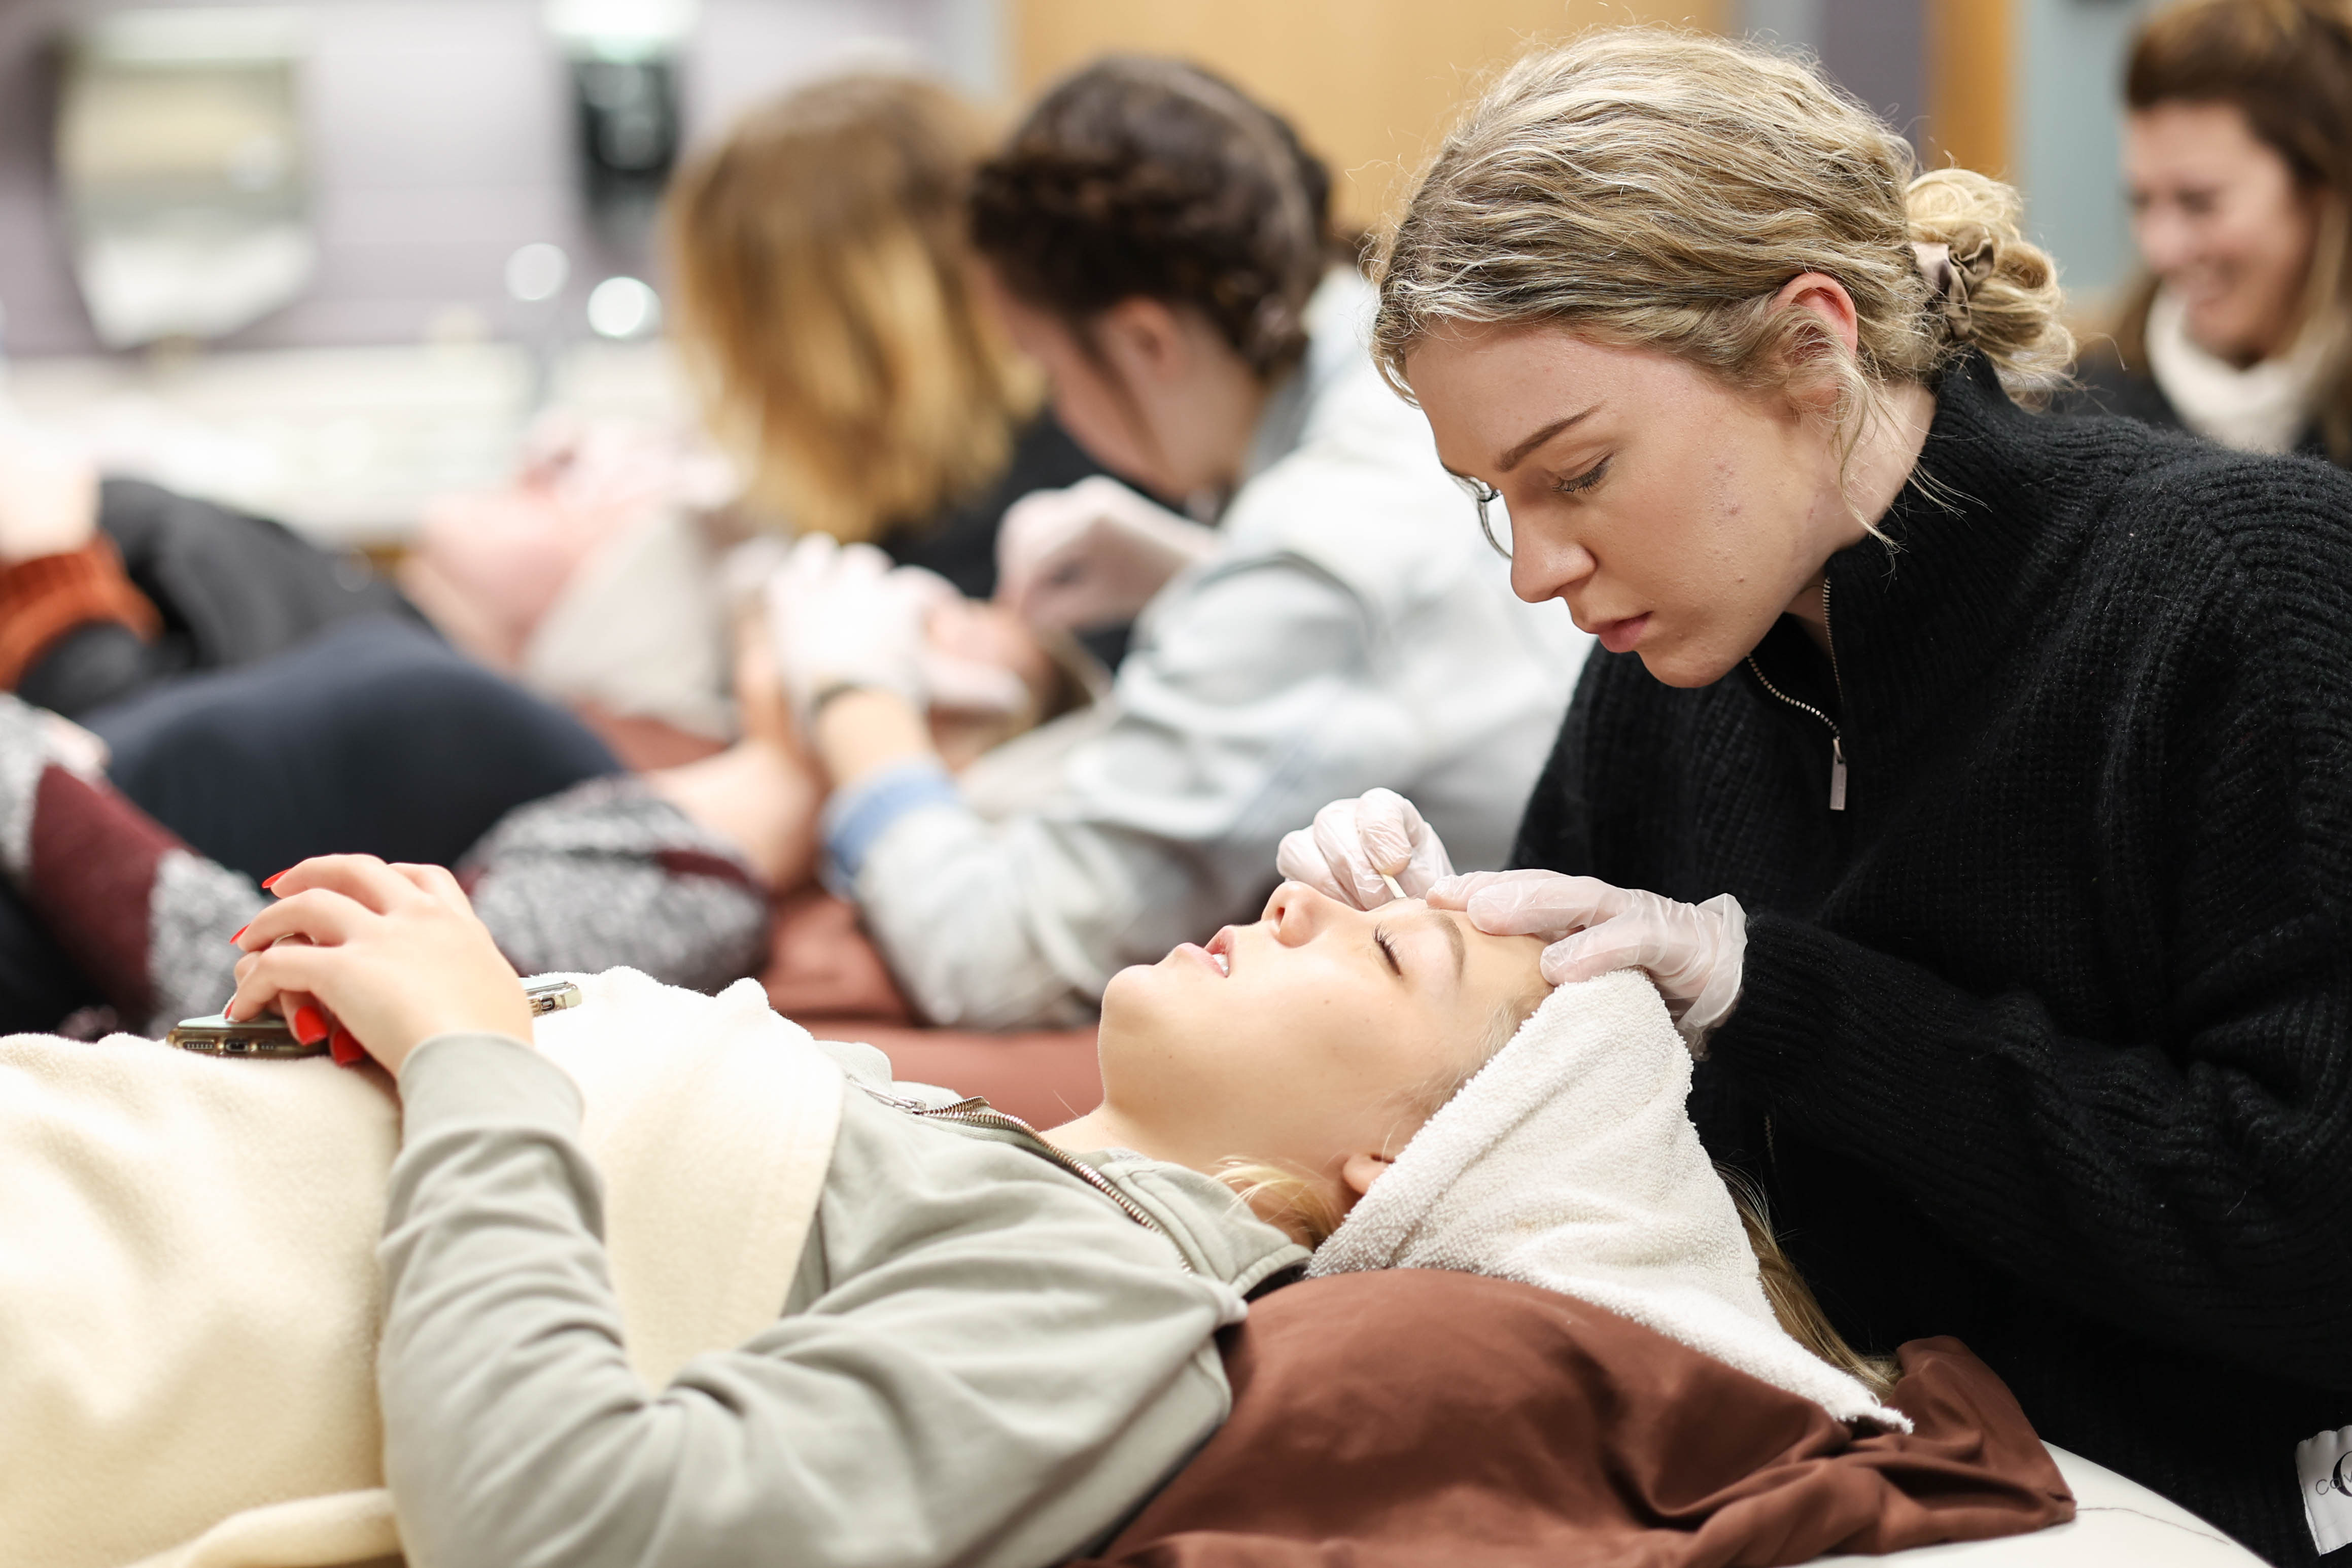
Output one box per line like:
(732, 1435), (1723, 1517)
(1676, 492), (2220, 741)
(764, 534), (931, 725)
(1429, 869), (1748, 1048)
(1275, 788), (1456, 909)
(995, 476), (1218, 632)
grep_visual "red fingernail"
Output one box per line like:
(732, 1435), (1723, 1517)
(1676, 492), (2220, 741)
(329, 1025), (363, 1066)
(228, 924), (250, 946)
(261, 870), (290, 891)
(291, 1004), (329, 1046)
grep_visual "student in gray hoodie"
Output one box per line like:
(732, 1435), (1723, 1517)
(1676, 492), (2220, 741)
(223, 854), (1552, 1568)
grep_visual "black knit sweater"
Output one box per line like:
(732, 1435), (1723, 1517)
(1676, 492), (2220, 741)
(1512, 352), (2352, 1564)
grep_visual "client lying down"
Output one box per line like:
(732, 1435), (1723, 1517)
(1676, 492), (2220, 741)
(3, 855), (1911, 1568)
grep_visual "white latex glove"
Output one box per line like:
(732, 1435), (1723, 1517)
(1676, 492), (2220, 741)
(1275, 788), (1456, 909)
(904, 569), (1031, 718)
(994, 475), (1219, 632)
(1430, 869), (1748, 1049)
(764, 535), (929, 723)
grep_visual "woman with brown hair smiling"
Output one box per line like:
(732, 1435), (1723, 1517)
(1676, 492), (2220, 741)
(2076, 0), (2352, 463)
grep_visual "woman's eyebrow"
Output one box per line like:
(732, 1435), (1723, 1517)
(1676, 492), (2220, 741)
(1415, 910), (1467, 983)
(1497, 405), (1598, 472)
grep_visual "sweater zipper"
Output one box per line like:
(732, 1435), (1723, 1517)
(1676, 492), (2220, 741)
(858, 1085), (1196, 1271)
(1745, 581), (1847, 811)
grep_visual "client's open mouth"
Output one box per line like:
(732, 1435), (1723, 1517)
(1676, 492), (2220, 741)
(1200, 927), (1235, 977)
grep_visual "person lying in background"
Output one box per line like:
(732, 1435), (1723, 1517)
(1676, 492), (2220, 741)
(761, 57), (1587, 1030)
(0, 73), (1106, 899)
(0, 72), (1128, 1037)
(0, 430), (636, 1009)
(2065, 0), (2352, 463)
(0, 596), (1065, 1038)
(0, 426), (419, 722)
(11, 823), (2080, 1568)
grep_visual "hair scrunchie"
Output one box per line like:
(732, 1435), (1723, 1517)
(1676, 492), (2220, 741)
(1911, 223), (1999, 340)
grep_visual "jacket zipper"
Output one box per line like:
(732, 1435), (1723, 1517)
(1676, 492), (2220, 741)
(1744, 580), (1847, 811)
(859, 1085), (1195, 1271)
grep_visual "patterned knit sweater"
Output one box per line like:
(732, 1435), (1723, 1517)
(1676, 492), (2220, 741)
(1511, 352), (2352, 1565)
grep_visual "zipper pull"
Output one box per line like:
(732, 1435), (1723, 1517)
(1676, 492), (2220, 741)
(1828, 737), (1848, 812)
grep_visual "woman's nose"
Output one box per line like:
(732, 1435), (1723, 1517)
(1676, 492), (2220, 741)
(1264, 880), (1335, 946)
(2136, 203), (2197, 275)
(1507, 524), (1597, 608)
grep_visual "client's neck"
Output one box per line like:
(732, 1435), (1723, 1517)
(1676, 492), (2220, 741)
(1043, 1104), (1172, 1162)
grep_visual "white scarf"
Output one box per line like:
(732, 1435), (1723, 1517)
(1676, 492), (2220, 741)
(2145, 287), (2334, 455)
(1309, 969), (1908, 1430)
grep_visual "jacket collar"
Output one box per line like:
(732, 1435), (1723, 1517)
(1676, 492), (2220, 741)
(1806, 352), (2099, 765)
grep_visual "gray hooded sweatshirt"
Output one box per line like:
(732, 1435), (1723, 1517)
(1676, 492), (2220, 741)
(378, 1031), (1306, 1568)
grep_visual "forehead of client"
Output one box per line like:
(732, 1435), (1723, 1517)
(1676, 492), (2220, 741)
(1097, 885), (1547, 1177)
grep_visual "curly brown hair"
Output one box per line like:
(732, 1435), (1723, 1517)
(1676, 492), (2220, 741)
(968, 56), (1334, 378)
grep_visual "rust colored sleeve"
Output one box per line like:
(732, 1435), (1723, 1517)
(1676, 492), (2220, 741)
(0, 534), (163, 689)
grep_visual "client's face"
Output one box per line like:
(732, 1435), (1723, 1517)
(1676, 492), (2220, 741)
(1096, 882), (1546, 1191)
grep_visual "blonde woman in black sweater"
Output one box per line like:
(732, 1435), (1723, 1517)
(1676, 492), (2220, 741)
(1283, 29), (2352, 1567)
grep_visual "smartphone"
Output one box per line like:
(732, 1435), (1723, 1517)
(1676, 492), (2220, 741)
(167, 979), (584, 1058)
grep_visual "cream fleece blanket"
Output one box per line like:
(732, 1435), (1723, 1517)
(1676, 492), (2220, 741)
(1309, 968), (1909, 1430)
(0, 967), (845, 1568)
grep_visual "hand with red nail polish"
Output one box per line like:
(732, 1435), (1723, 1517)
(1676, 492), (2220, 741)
(225, 854), (531, 1077)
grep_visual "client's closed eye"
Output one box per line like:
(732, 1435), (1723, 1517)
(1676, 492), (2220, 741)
(1373, 927), (1403, 977)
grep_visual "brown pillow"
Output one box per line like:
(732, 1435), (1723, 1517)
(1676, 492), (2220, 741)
(1081, 1270), (2072, 1568)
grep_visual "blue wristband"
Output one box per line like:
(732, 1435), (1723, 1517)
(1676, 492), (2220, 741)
(823, 759), (961, 888)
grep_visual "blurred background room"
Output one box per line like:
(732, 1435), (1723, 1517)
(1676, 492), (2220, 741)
(0, 0), (2154, 556)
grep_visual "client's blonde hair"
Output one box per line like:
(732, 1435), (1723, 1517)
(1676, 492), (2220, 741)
(1373, 29), (2072, 460)
(665, 75), (1041, 542)
(1224, 971), (1899, 1401)
(1217, 980), (1547, 1248)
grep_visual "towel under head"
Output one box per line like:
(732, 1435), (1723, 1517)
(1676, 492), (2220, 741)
(1308, 967), (1909, 1430)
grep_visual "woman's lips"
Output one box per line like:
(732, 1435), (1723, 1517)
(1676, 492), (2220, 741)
(1593, 613), (1651, 654)
(1204, 927), (1236, 976)
(1177, 939), (1231, 977)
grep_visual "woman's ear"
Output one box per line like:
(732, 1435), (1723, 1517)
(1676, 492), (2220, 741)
(1773, 270), (1863, 356)
(1769, 270), (1864, 417)
(1095, 297), (1192, 389)
(1340, 1148), (1395, 1199)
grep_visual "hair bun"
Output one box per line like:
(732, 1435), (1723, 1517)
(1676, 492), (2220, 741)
(1911, 221), (2002, 340)
(1903, 169), (2069, 390)
(1947, 222), (1998, 282)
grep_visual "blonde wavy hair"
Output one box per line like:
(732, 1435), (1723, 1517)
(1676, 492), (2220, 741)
(1373, 29), (2073, 458)
(665, 75), (1042, 542)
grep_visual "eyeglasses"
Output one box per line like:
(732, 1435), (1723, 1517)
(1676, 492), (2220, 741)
(1451, 473), (1511, 561)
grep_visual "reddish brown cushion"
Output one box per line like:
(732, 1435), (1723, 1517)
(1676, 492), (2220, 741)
(816, 1022), (1102, 1127)
(1082, 1271), (2072, 1568)
(570, 703), (730, 772)
(763, 887), (1102, 1126)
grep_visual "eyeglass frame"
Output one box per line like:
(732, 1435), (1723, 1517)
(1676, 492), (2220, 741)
(1451, 473), (1511, 561)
